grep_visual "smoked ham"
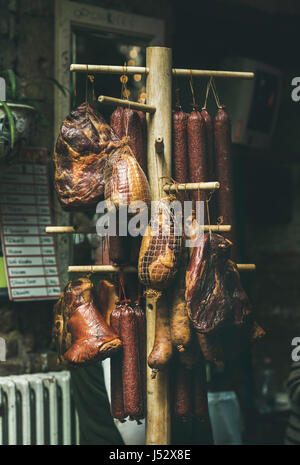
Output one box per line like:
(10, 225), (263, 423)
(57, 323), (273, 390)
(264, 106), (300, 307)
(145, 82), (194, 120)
(54, 102), (120, 210)
(104, 143), (151, 210)
(53, 278), (122, 365)
(138, 196), (182, 291)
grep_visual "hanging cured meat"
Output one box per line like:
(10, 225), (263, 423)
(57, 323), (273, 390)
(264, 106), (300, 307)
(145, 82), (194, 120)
(110, 304), (126, 421)
(169, 249), (191, 352)
(138, 196), (182, 291)
(148, 294), (173, 377)
(104, 143), (151, 210)
(110, 107), (147, 173)
(201, 107), (216, 223)
(97, 279), (118, 326)
(123, 108), (147, 174)
(186, 232), (251, 333)
(173, 107), (188, 184)
(214, 106), (237, 257)
(187, 108), (207, 205)
(185, 232), (265, 360)
(198, 321), (265, 364)
(54, 102), (120, 211)
(53, 278), (122, 365)
(120, 302), (143, 420)
(110, 106), (124, 139)
(173, 355), (192, 422)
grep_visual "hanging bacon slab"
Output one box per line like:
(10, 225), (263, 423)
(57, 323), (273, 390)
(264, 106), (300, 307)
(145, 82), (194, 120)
(54, 102), (120, 210)
(185, 232), (265, 361)
(186, 232), (255, 333)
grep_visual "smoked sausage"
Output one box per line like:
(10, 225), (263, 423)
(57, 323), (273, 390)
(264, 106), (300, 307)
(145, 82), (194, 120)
(187, 108), (207, 212)
(214, 106), (237, 258)
(110, 305), (126, 421)
(120, 303), (143, 418)
(148, 295), (173, 377)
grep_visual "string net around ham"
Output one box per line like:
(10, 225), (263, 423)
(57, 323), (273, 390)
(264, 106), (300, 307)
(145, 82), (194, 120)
(138, 196), (182, 291)
(104, 142), (151, 209)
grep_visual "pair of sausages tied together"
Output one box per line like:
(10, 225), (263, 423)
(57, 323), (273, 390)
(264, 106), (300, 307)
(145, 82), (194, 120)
(53, 278), (122, 366)
(185, 232), (265, 362)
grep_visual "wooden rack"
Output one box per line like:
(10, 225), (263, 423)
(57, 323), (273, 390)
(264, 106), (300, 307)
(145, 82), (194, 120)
(70, 63), (254, 79)
(49, 47), (255, 445)
(67, 264), (256, 274)
(45, 224), (232, 234)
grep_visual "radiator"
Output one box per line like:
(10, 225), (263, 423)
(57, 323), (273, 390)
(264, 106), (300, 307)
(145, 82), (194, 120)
(0, 371), (80, 445)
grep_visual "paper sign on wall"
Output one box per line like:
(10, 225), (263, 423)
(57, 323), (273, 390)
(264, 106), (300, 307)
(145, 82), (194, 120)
(0, 147), (62, 301)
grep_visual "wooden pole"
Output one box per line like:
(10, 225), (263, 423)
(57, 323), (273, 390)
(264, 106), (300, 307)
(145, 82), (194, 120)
(70, 64), (149, 74)
(145, 46), (172, 446)
(68, 265), (137, 273)
(70, 64), (254, 80)
(172, 68), (254, 79)
(98, 95), (156, 113)
(45, 224), (231, 234)
(163, 181), (220, 192)
(67, 263), (255, 274)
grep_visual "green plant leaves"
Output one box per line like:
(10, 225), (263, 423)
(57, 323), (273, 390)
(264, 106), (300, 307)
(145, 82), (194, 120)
(0, 101), (15, 148)
(1, 69), (17, 100)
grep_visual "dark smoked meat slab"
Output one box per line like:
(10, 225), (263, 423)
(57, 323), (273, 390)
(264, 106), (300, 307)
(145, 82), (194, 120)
(54, 102), (120, 211)
(185, 232), (252, 334)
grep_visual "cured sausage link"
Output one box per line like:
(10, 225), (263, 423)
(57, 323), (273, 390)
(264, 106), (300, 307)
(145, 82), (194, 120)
(123, 108), (147, 174)
(173, 108), (188, 184)
(134, 303), (147, 418)
(173, 356), (192, 422)
(110, 106), (124, 139)
(214, 107), (237, 257)
(121, 303), (143, 418)
(201, 108), (216, 223)
(193, 357), (209, 422)
(110, 305), (126, 421)
(148, 296), (173, 377)
(187, 109), (207, 210)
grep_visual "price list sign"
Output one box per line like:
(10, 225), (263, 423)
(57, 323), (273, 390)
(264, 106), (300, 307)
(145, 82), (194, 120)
(0, 148), (62, 301)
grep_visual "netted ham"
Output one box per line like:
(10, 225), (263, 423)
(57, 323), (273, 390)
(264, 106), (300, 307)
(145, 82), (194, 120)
(54, 102), (120, 210)
(53, 277), (122, 365)
(138, 196), (182, 290)
(104, 143), (151, 209)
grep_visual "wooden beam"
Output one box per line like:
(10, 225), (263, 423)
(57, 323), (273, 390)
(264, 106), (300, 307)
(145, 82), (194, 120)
(70, 64), (254, 80)
(67, 263), (255, 273)
(98, 95), (156, 113)
(145, 46), (172, 446)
